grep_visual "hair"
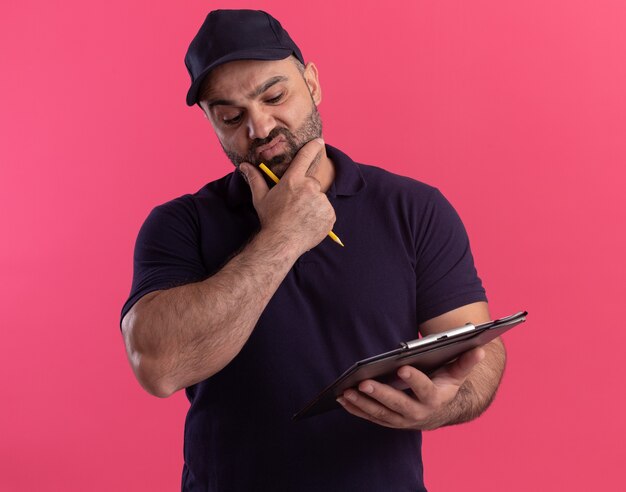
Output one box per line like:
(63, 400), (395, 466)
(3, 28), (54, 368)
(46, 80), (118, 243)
(290, 55), (306, 75)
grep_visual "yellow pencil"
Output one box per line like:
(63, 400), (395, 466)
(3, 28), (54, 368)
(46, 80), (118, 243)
(258, 163), (345, 247)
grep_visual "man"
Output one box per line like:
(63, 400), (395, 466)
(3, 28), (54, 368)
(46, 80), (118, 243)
(120, 9), (505, 491)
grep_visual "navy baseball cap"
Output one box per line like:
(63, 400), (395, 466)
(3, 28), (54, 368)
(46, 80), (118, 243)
(184, 9), (305, 106)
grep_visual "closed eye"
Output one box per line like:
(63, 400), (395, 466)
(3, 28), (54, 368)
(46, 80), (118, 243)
(266, 93), (283, 104)
(223, 113), (243, 126)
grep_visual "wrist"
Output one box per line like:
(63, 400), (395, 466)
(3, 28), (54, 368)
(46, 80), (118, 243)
(252, 227), (303, 263)
(426, 382), (477, 430)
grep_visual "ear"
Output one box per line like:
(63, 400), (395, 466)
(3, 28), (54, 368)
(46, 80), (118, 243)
(303, 62), (322, 106)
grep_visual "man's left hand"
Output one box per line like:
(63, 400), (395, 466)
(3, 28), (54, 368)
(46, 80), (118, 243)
(337, 346), (485, 430)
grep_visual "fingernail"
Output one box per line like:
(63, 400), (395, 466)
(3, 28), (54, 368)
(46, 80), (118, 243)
(315, 137), (325, 145)
(361, 383), (374, 394)
(399, 368), (411, 380)
(336, 397), (346, 406)
(345, 391), (357, 402)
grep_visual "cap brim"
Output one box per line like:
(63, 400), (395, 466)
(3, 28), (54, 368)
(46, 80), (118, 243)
(186, 48), (294, 106)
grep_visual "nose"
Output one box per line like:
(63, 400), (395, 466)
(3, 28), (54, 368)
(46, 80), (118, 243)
(247, 106), (275, 141)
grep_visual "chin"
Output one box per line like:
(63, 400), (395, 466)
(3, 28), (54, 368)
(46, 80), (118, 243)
(264, 155), (292, 177)
(269, 162), (290, 178)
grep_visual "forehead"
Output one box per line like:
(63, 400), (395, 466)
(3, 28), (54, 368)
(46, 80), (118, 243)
(200, 58), (299, 102)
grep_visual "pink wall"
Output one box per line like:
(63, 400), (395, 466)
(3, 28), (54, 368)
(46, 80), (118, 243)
(2, 0), (625, 490)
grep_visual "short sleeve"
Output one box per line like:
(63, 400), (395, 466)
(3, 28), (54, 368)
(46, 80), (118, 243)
(120, 196), (207, 325)
(414, 188), (487, 324)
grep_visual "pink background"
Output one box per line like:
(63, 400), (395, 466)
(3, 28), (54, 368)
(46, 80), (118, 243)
(2, 0), (625, 490)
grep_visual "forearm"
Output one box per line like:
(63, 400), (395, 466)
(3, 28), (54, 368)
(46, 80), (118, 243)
(436, 338), (507, 428)
(122, 228), (300, 397)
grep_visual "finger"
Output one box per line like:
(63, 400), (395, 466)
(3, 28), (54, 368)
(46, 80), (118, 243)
(239, 163), (269, 205)
(337, 397), (393, 428)
(397, 365), (437, 404)
(357, 379), (427, 421)
(304, 146), (323, 178)
(282, 138), (325, 180)
(339, 389), (406, 427)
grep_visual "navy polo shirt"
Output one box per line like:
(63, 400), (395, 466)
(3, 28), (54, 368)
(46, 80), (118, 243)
(121, 144), (487, 492)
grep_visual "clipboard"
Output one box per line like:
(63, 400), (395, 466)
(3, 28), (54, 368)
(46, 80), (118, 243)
(293, 311), (527, 421)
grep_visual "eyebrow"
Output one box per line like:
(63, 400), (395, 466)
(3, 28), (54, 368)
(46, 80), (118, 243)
(207, 75), (288, 108)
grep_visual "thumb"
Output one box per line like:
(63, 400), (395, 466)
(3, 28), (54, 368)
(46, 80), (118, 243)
(239, 163), (269, 204)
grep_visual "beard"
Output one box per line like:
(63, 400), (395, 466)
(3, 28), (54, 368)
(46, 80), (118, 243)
(221, 104), (323, 178)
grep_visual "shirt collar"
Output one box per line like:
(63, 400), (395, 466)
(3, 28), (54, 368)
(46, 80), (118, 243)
(225, 143), (367, 208)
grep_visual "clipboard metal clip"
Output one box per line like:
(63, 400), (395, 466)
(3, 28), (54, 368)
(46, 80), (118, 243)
(400, 323), (477, 350)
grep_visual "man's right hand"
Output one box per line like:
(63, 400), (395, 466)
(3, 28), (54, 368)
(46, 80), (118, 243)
(239, 138), (336, 256)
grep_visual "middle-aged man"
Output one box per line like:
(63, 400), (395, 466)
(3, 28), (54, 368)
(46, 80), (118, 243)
(121, 9), (506, 492)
